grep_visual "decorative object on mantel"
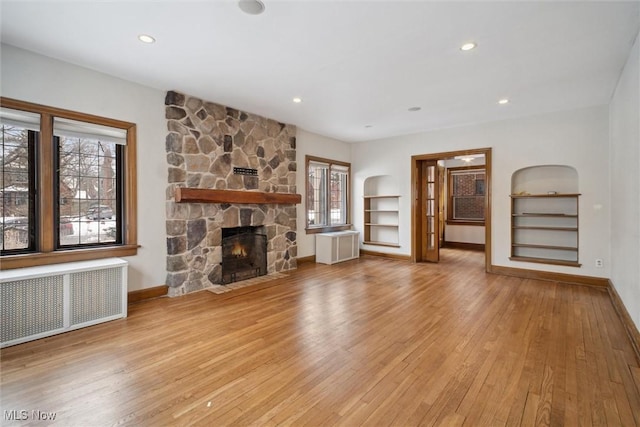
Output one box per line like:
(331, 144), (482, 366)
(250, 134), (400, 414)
(233, 167), (258, 176)
(175, 188), (302, 204)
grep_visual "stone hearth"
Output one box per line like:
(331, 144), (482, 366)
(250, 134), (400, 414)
(164, 91), (298, 296)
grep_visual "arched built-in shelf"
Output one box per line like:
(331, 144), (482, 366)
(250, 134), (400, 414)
(510, 165), (580, 266)
(363, 175), (400, 247)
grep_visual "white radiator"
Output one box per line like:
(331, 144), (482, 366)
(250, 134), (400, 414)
(1, 258), (127, 348)
(315, 230), (360, 265)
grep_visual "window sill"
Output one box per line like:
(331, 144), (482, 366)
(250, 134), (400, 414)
(0, 244), (139, 270)
(305, 224), (352, 235)
(445, 220), (485, 226)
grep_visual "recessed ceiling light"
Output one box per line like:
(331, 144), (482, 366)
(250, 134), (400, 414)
(138, 34), (155, 44)
(408, 106), (421, 112)
(239, 0), (265, 15)
(460, 42), (477, 51)
(292, 97), (302, 104)
(498, 98), (509, 105)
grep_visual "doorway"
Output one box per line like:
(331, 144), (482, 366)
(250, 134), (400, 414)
(411, 148), (492, 271)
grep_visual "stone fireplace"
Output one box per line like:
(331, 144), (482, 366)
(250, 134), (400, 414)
(164, 91), (298, 296)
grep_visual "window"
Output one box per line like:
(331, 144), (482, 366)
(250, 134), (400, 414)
(55, 118), (124, 247)
(447, 167), (485, 225)
(0, 109), (37, 253)
(305, 155), (351, 233)
(0, 98), (137, 269)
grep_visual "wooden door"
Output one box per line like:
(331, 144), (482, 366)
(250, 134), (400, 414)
(438, 165), (445, 247)
(421, 161), (439, 262)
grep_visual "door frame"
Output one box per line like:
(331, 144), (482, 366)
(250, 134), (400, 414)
(411, 147), (492, 271)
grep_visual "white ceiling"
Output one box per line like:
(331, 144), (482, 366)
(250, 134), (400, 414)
(1, 1), (638, 142)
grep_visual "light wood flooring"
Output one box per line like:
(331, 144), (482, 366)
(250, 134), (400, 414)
(2, 249), (640, 426)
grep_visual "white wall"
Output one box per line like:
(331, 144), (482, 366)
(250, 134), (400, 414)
(1, 44), (167, 291)
(609, 33), (640, 331)
(352, 105), (611, 278)
(295, 129), (351, 258)
(446, 226), (485, 245)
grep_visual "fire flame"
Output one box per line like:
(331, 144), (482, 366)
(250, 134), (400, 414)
(231, 242), (247, 257)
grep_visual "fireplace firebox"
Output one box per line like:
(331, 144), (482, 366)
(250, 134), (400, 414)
(221, 226), (267, 284)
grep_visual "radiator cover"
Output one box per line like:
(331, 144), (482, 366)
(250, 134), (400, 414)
(315, 231), (360, 265)
(1, 258), (127, 348)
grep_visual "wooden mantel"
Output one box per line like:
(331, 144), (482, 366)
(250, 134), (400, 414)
(175, 188), (302, 205)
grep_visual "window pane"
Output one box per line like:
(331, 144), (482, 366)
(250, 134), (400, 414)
(1, 109), (38, 253)
(451, 170), (485, 221)
(55, 121), (122, 247)
(307, 162), (328, 226)
(330, 169), (348, 225)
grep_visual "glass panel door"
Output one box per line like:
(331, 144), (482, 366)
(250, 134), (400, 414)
(422, 161), (439, 262)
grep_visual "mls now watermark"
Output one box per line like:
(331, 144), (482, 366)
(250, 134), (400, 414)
(4, 410), (57, 421)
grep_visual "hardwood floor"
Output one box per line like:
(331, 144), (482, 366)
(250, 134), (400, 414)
(2, 249), (639, 426)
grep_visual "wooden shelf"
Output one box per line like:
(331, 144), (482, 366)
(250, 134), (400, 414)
(513, 226), (578, 231)
(512, 243), (578, 251)
(365, 210), (399, 213)
(175, 188), (302, 204)
(509, 256), (581, 267)
(510, 193), (581, 198)
(512, 213), (578, 218)
(511, 193), (580, 267)
(364, 195), (401, 199)
(363, 241), (401, 248)
(365, 223), (399, 227)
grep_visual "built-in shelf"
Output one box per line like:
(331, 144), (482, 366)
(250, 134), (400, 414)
(510, 193), (581, 267)
(363, 195), (400, 247)
(175, 188), (302, 204)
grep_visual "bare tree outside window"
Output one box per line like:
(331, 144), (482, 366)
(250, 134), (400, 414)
(57, 136), (119, 246)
